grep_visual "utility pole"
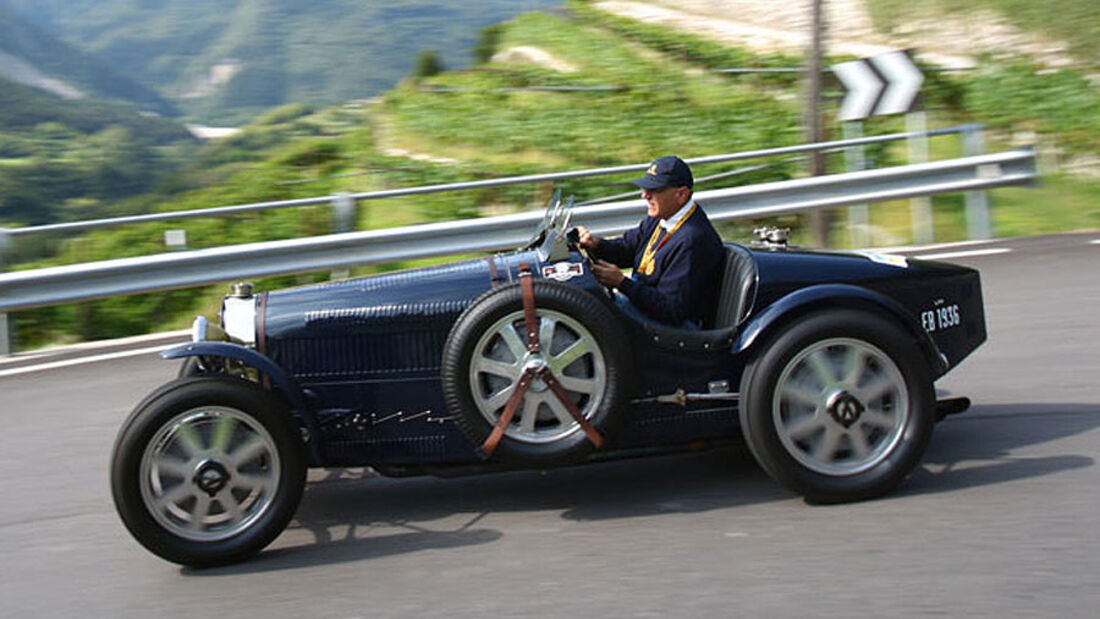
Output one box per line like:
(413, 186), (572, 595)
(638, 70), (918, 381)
(804, 0), (829, 247)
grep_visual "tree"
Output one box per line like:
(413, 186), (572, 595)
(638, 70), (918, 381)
(414, 50), (444, 78)
(474, 24), (503, 64)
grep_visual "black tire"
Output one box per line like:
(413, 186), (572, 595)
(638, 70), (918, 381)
(110, 376), (307, 567)
(442, 280), (632, 466)
(738, 309), (935, 503)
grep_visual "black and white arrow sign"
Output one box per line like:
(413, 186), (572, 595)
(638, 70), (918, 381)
(833, 50), (923, 122)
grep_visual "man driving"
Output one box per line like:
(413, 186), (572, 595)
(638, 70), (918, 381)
(576, 155), (724, 329)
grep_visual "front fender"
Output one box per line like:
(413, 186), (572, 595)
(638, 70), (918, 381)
(160, 342), (324, 464)
(161, 342), (303, 405)
(734, 284), (949, 376)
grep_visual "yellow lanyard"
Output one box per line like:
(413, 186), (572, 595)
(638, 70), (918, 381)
(638, 204), (696, 276)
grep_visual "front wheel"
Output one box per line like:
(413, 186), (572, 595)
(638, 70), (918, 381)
(739, 309), (935, 503)
(110, 377), (306, 567)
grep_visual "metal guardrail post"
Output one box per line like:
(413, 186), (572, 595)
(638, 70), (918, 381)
(906, 112), (934, 244)
(0, 313), (9, 357)
(962, 124), (992, 239)
(843, 121), (870, 248)
(330, 193), (357, 280)
(331, 193), (357, 233)
(0, 228), (11, 355)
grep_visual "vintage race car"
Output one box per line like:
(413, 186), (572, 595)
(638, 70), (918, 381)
(110, 195), (985, 567)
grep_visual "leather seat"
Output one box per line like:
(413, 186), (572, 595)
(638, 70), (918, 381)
(637, 243), (758, 352)
(711, 243), (758, 329)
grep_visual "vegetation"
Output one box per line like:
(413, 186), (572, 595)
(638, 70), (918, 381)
(0, 4), (176, 115)
(474, 24), (506, 64)
(959, 61), (1099, 153)
(384, 10), (802, 168)
(0, 79), (195, 226)
(414, 50), (445, 78)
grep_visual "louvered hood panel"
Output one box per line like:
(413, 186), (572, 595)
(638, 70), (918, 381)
(261, 255), (515, 380)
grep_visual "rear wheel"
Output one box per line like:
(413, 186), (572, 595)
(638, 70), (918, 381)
(111, 377), (306, 567)
(739, 309), (934, 503)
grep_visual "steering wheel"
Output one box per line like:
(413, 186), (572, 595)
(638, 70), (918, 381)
(565, 224), (617, 300)
(566, 226), (593, 267)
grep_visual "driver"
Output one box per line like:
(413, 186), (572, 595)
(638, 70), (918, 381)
(575, 156), (723, 330)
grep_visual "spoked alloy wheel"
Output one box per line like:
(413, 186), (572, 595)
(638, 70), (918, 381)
(469, 309), (607, 444)
(442, 279), (632, 465)
(739, 309), (934, 503)
(139, 406), (282, 542)
(111, 377), (306, 567)
(773, 338), (908, 476)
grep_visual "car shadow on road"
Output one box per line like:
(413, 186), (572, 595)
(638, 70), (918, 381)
(193, 401), (1098, 573)
(186, 445), (784, 575)
(183, 522), (503, 576)
(901, 402), (1099, 496)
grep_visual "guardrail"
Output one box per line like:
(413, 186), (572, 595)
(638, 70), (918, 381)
(0, 149), (1036, 315)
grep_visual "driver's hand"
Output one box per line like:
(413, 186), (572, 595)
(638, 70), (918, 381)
(591, 260), (625, 288)
(575, 226), (599, 249)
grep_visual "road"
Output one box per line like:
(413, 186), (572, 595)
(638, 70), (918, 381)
(1, 232), (1097, 617)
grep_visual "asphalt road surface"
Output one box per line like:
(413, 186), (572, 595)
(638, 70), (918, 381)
(2, 232), (1097, 618)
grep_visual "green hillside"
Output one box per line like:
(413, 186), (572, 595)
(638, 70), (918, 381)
(0, 3), (177, 115)
(0, 78), (196, 226)
(4, 0), (562, 122)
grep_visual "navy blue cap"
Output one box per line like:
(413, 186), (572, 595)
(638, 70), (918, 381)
(631, 155), (693, 190)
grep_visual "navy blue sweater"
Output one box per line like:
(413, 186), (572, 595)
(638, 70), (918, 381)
(593, 204), (724, 326)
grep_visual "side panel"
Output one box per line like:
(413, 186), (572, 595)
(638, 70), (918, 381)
(748, 249), (987, 376)
(872, 264), (987, 371)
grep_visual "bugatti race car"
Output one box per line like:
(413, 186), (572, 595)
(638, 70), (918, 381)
(110, 195), (985, 566)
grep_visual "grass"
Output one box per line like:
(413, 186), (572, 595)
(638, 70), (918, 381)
(990, 174), (1100, 236)
(384, 12), (803, 168)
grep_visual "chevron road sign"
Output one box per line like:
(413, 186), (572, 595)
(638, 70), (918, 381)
(833, 50), (924, 122)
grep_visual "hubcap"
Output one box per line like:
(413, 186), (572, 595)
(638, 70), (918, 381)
(193, 460), (231, 497)
(470, 309), (606, 444)
(523, 354), (550, 393)
(825, 390), (865, 429)
(772, 338), (909, 476)
(139, 406), (281, 542)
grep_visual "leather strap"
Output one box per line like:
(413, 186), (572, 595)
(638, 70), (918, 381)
(540, 368), (605, 448)
(481, 264), (603, 458)
(482, 370), (534, 457)
(519, 264), (540, 353)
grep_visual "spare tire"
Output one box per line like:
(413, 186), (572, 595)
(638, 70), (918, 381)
(442, 279), (632, 465)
